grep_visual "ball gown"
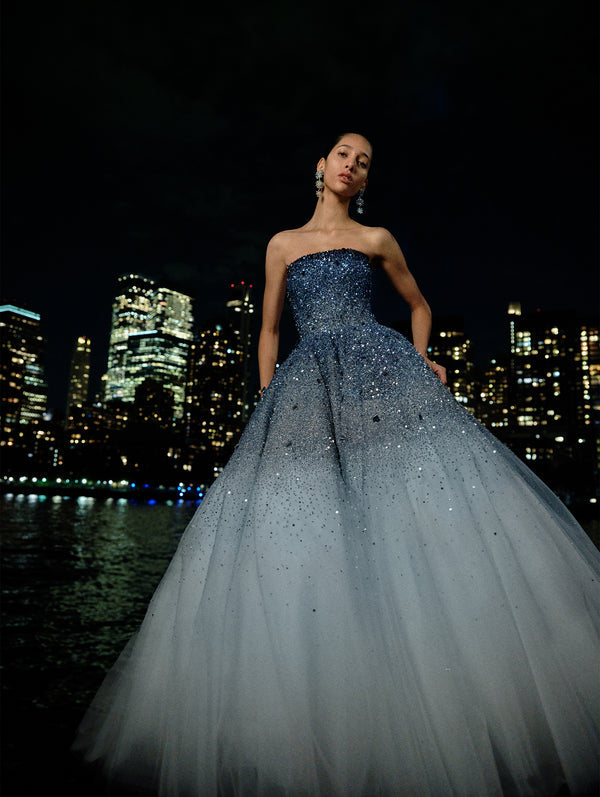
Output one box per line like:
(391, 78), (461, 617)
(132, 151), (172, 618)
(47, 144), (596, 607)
(73, 249), (600, 796)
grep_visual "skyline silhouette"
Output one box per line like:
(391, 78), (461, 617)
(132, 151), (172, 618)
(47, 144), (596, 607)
(4, 2), (598, 408)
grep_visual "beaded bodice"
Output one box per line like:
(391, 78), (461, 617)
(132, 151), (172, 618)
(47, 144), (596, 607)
(286, 249), (376, 339)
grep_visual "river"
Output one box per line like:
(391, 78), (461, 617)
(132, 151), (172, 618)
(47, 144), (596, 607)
(1, 492), (197, 795)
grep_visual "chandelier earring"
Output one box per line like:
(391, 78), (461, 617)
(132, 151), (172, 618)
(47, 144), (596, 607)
(356, 186), (365, 215)
(315, 168), (324, 198)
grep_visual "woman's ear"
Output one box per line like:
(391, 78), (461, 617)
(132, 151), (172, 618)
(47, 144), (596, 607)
(316, 156), (326, 171)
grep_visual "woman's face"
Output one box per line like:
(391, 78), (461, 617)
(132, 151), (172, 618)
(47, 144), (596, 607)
(319, 133), (372, 197)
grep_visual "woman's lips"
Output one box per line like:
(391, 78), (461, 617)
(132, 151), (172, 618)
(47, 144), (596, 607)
(339, 174), (352, 184)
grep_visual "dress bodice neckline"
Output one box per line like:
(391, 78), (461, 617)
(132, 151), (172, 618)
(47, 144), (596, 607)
(286, 248), (370, 270)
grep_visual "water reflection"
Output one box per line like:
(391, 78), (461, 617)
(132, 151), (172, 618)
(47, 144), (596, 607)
(1, 494), (197, 713)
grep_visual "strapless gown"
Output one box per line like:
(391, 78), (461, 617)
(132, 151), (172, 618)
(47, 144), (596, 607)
(73, 249), (600, 797)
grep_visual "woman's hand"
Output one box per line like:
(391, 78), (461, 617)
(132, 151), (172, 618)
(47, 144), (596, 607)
(425, 357), (447, 385)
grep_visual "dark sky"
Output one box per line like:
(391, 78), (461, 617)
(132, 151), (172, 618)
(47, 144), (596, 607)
(3, 0), (598, 409)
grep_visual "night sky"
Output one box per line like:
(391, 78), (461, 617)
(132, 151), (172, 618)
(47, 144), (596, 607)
(3, 0), (598, 410)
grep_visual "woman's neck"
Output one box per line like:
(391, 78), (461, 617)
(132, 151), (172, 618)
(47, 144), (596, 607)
(305, 192), (357, 232)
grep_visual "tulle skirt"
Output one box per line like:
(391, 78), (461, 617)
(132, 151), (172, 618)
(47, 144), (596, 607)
(73, 324), (600, 796)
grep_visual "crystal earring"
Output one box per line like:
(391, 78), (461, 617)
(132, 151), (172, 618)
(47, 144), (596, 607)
(356, 186), (365, 214)
(315, 169), (324, 198)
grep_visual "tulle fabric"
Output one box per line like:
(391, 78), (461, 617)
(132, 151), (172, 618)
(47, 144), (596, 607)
(73, 250), (600, 796)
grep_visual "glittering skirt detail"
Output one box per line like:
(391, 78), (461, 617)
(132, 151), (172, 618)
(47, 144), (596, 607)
(73, 251), (600, 796)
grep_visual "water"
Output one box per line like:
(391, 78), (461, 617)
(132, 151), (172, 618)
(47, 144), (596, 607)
(1, 493), (198, 794)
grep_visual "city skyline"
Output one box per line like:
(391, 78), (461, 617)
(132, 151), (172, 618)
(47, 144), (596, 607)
(7, 237), (599, 414)
(2, 283), (597, 511)
(4, 4), (597, 414)
(3, 283), (597, 426)
(6, 277), (598, 416)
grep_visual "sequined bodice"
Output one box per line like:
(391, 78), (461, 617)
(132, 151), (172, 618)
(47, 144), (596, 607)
(286, 249), (376, 339)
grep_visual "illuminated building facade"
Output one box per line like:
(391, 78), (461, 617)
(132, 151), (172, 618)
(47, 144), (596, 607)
(185, 282), (254, 476)
(0, 304), (48, 436)
(502, 304), (598, 481)
(225, 281), (254, 423)
(509, 306), (579, 430)
(426, 316), (478, 415)
(105, 274), (154, 402)
(573, 319), (599, 474)
(104, 276), (194, 422)
(66, 335), (91, 418)
(576, 321), (599, 429)
(478, 357), (510, 429)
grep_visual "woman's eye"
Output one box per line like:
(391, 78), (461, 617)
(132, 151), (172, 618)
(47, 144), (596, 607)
(338, 151), (347, 157)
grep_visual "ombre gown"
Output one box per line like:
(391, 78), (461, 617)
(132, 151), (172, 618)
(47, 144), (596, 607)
(73, 249), (600, 797)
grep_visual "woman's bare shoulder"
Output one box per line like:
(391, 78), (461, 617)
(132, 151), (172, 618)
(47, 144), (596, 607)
(267, 229), (300, 249)
(354, 226), (402, 264)
(266, 228), (313, 264)
(360, 225), (398, 250)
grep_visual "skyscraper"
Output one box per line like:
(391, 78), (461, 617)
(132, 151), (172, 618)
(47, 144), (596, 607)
(185, 283), (254, 477)
(104, 274), (154, 403)
(500, 302), (600, 486)
(225, 281), (254, 423)
(66, 335), (91, 417)
(104, 276), (194, 422)
(576, 321), (599, 430)
(478, 357), (510, 430)
(0, 304), (48, 436)
(508, 305), (580, 433)
(426, 315), (478, 415)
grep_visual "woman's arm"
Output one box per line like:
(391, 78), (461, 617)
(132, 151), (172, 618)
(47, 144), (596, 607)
(258, 236), (288, 393)
(375, 228), (447, 384)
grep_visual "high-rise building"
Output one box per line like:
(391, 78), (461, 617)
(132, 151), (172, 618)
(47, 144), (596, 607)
(508, 306), (580, 432)
(426, 315), (478, 415)
(185, 283), (254, 477)
(150, 287), (195, 340)
(225, 281), (254, 423)
(66, 335), (91, 418)
(0, 304), (48, 437)
(576, 321), (599, 429)
(574, 319), (599, 474)
(104, 275), (194, 422)
(501, 303), (599, 481)
(477, 357), (510, 429)
(105, 274), (154, 403)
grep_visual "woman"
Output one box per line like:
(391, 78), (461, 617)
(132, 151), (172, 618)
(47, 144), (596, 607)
(258, 133), (447, 392)
(74, 134), (600, 797)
